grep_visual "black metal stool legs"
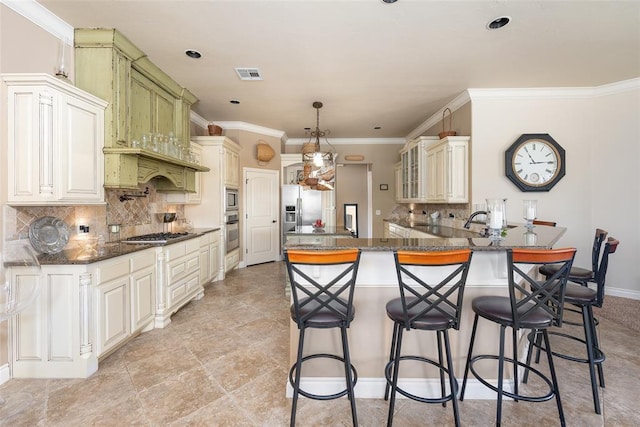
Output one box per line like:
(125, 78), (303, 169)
(384, 322), (400, 401)
(341, 326), (358, 427)
(582, 305), (603, 414)
(442, 330), (461, 426)
(542, 329), (566, 427)
(459, 313), (479, 401)
(290, 327), (306, 427)
(386, 325), (404, 427)
(587, 305), (605, 388)
(525, 304), (605, 414)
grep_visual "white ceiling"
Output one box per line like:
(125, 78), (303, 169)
(38, 0), (640, 139)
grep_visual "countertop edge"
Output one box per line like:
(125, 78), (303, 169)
(33, 227), (222, 265)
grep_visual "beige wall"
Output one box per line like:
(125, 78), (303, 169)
(336, 164), (369, 237)
(469, 87), (640, 295)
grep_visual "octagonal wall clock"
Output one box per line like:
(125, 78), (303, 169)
(504, 133), (566, 192)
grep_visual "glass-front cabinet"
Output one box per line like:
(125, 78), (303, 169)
(397, 136), (438, 203)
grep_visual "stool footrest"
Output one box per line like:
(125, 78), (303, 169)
(533, 330), (606, 364)
(385, 355), (457, 404)
(469, 354), (556, 403)
(289, 353), (358, 401)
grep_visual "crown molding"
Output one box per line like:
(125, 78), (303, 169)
(212, 121), (286, 139)
(285, 137), (405, 146)
(405, 90), (471, 140)
(190, 110), (209, 129)
(593, 77), (640, 97)
(467, 78), (640, 101)
(1, 0), (73, 44)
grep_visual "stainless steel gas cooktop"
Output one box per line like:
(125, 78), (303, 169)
(123, 232), (191, 244)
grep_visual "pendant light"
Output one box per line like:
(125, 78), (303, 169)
(302, 101), (337, 190)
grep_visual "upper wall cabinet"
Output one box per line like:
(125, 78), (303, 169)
(397, 136), (438, 203)
(3, 73), (108, 206)
(426, 136), (469, 203)
(74, 29), (206, 190)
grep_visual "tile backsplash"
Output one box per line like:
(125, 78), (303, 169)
(7, 180), (185, 249)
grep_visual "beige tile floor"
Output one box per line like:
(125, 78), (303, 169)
(1, 261), (639, 426)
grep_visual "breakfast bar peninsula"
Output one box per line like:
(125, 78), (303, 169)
(284, 222), (567, 399)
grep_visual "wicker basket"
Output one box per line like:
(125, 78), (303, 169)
(256, 141), (275, 163)
(207, 124), (223, 136)
(438, 107), (457, 139)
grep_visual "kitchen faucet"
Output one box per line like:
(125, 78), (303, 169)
(464, 211), (487, 229)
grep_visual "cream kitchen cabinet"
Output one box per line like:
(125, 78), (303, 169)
(9, 264), (97, 379)
(155, 237), (203, 328)
(396, 136), (438, 203)
(199, 230), (221, 285)
(94, 247), (156, 358)
(425, 136), (469, 203)
(225, 248), (240, 273)
(225, 148), (240, 188)
(409, 229), (438, 239)
(384, 222), (411, 239)
(184, 137), (241, 281)
(394, 162), (402, 202)
(186, 136), (241, 228)
(2, 73), (107, 205)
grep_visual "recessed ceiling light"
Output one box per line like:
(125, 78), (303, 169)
(486, 16), (511, 30)
(381, 0), (397, 3)
(230, 100), (240, 104)
(185, 49), (202, 59)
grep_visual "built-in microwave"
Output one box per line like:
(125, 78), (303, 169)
(225, 188), (239, 211)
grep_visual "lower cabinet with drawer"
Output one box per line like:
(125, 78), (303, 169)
(154, 237), (204, 328)
(94, 247), (157, 358)
(199, 230), (221, 285)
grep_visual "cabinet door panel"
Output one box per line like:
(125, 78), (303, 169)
(154, 89), (175, 136)
(97, 278), (130, 356)
(130, 73), (153, 141)
(59, 95), (104, 201)
(131, 265), (155, 331)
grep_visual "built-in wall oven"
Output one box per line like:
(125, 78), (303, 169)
(225, 211), (239, 253)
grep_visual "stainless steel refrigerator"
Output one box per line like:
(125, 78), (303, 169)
(282, 185), (323, 232)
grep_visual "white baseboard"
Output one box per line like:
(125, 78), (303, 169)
(0, 363), (10, 386)
(285, 376), (513, 401)
(606, 286), (640, 300)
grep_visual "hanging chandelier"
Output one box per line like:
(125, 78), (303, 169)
(302, 101), (337, 190)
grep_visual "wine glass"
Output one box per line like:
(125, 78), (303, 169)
(0, 240), (41, 419)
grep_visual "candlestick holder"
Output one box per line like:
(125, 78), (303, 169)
(523, 200), (537, 230)
(486, 198), (507, 241)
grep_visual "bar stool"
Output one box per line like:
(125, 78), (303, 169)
(384, 249), (473, 427)
(539, 228), (607, 285)
(527, 237), (619, 414)
(284, 248), (361, 427)
(460, 248), (576, 427)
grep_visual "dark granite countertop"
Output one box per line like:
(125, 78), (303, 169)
(285, 223), (566, 252)
(34, 227), (220, 265)
(285, 225), (353, 236)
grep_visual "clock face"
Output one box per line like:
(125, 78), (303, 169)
(505, 134), (565, 192)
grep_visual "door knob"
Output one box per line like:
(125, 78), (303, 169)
(272, 220), (276, 223)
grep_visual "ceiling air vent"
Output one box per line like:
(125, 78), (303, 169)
(235, 68), (263, 81)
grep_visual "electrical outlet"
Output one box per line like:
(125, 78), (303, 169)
(78, 225), (90, 234)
